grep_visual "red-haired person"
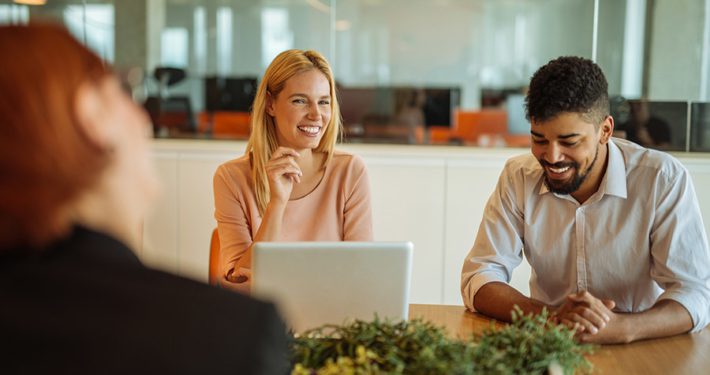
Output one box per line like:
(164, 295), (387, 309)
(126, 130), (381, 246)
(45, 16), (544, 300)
(0, 24), (288, 374)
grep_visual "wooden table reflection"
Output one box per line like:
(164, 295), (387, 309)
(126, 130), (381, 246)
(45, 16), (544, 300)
(409, 304), (710, 374)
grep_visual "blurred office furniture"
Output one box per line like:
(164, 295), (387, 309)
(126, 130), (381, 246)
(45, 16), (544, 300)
(144, 67), (195, 134)
(338, 86), (460, 142)
(204, 76), (257, 112)
(198, 111), (251, 138)
(451, 106), (530, 148)
(428, 126), (453, 144)
(481, 87), (526, 108)
(201, 76), (257, 138)
(209, 228), (220, 286)
(690, 102), (710, 151)
(613, 99), (686, 151)
(453, 109), (508, 146)
(423, 88), (461, 127)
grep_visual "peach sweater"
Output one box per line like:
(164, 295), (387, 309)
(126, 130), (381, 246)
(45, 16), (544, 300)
(213, 150), (373, 282)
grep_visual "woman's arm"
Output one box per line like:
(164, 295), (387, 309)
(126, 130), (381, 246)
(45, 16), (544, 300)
(342, 155), (373, 241)
(214, 148), (302, 286)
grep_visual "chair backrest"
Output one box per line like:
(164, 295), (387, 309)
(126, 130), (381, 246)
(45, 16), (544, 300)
(144, 96), (195, 133)
(428, 125), (452, 144)
(209, 228), (221, 286)
(212, 111), (251, 137)
(453, 109), (507, 143)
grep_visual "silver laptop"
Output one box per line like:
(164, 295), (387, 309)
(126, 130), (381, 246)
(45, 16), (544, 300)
(251, 241), (413, 333)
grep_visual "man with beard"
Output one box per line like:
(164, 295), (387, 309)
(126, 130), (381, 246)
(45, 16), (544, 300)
(460, 56), (710, 344)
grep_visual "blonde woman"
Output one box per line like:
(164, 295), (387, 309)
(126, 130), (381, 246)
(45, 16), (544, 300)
(214, 50), (373, 290)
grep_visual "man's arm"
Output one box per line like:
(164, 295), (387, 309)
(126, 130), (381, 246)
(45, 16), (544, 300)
(646, 166), (710, 333)
(580, 298), (692, 344)
(461, 159), (527, 313)
(478, 287), (695, 344)
(475, 282), (613, 335)
(473, 281), (547, 320)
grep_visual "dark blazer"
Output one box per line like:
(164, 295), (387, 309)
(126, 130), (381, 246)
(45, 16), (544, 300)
(0, 226), (289, 374)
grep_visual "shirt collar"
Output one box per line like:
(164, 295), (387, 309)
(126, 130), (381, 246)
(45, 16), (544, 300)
(538, 138), (627, 199)
(601, 139), (628, 199)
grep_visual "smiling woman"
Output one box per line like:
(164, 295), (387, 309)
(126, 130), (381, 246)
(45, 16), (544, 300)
(213, 49), (374, 292)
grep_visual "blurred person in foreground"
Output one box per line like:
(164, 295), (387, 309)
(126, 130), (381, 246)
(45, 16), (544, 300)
(461, 56), (710, 344)
(0, 23), (289, 374)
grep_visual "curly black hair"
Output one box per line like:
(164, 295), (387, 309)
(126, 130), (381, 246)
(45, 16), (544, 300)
(525, 56), (609, 125)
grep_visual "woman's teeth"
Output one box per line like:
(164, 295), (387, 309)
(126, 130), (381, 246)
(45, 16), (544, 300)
(298, 126), (320, 135)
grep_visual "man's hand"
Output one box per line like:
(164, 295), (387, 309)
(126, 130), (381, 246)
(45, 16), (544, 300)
(577, 310), (632, 344)
(553, 291), (635, 344)
(553, 291), (615, 335)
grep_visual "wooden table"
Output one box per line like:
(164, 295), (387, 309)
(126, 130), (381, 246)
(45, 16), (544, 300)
(409, 304), (710, 374)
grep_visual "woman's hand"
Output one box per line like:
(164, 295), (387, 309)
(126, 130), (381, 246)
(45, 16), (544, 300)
(265, 147), (301, 205)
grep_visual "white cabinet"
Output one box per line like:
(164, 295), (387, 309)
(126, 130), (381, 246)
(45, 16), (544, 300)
(142, 152), (179, 274)
(142, 142), (234, 281)
(363, 156), (446, 304)
(175, 154), (232, 281)
(143, 140), (710, 306)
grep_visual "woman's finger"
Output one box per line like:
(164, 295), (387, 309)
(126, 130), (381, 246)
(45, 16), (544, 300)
(267, 164), (302, 179)
(271, 147), (300, 160)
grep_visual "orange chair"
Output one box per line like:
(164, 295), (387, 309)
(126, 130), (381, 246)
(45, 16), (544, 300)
(428, 125), (452, 144)
(503, 134), (532, 147)
(453, 110), (508, 144)
(214, 111), (251, 137)
(209, 228), (221, 286)
(198, 111), (251, 138)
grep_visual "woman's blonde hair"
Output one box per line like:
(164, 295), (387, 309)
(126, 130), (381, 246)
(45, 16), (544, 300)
(247, 49), (341, 215)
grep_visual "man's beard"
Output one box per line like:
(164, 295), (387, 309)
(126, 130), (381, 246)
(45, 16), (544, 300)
(540, 146), (598, 195)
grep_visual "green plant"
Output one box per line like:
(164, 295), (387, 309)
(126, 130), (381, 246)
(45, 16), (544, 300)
(290, 308), (593, 374)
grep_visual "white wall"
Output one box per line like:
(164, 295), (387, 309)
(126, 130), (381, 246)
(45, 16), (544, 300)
(142, 139), (710, 306)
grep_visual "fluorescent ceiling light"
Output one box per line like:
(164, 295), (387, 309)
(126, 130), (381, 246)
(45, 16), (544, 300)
(14, 0), (47, 5)
(335, 20), (351, 31)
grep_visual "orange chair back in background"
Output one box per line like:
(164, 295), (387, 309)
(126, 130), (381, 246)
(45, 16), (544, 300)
(428, 125), (452, 144)
(198, 111), (251, 138)
(209, 228), (221, 286)
(453, 110), (508, 144)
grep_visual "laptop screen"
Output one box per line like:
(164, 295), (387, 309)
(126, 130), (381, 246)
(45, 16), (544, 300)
(251, 241), (413, 333)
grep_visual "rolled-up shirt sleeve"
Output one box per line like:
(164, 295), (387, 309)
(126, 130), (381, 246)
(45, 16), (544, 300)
(650, 167), (710, 332)
(461, 160), (525, 312)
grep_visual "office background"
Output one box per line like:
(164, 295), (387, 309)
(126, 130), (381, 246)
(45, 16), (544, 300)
(2, 0), (710, 149)
(3, 0), (710, 305)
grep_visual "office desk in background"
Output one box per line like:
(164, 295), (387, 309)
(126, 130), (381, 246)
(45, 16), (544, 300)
(409, 304), (710, 374)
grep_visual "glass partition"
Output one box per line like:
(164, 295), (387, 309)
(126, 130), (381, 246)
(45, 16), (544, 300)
(2, 0), (709, 151)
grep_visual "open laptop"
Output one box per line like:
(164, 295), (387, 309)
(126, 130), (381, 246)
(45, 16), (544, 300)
(251, 242), (413, 333)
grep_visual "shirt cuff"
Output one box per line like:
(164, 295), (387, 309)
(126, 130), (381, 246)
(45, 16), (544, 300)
(462, 270), (508, 313)
(657, 290), (709, 332)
